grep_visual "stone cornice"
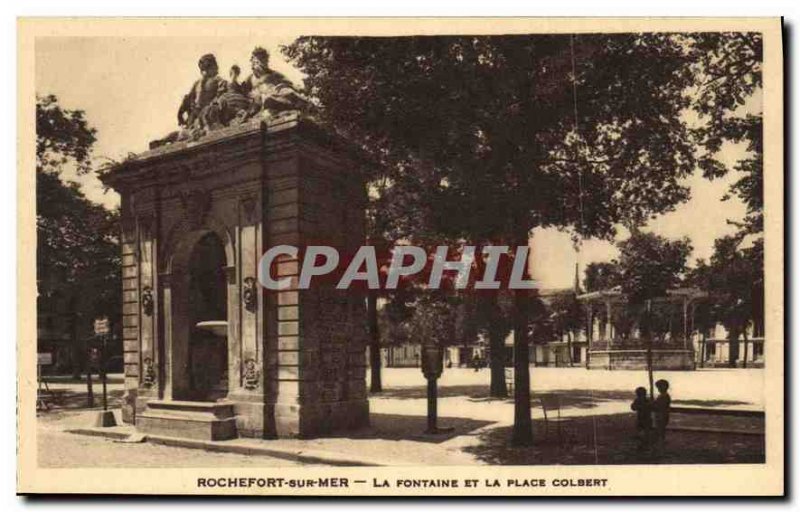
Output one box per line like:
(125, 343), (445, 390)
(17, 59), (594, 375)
(100, 113), (372, 193)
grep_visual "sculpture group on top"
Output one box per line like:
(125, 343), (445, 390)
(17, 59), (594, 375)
(151, 47), (307, 148)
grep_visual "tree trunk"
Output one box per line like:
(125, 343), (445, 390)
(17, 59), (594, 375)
(742, 329), (749, 369)
(367, 292), (382, 393)
(647, 337), (655, 399)
(475, 244), (507, 398)
(644, 300), (654, 399)
(727, 327), (740, 368)
(567, 331), (574, 367)
(68, 295), (82, 380)
(488, 308), (508, 398)
(511, 288), (533, 446)
(700, 332), (706, 369)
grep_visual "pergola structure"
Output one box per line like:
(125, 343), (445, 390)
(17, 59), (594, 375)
(576, 287), (708, 370)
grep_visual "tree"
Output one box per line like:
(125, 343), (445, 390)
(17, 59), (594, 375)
(284, 34), (715, 445)
(617, 231), (692, 308)
(36, 95), (120, 377)
(548, 292), (583, 365)
(691, 236), (763, 368)
(583, 262), (622, 293)
(615, 231), (691, 395)
(687, 33), (764, 368)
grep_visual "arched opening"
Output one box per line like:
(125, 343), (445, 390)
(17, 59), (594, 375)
(182, 232), (228, 401)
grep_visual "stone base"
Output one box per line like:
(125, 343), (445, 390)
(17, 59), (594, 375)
(588, 349), (695, 371)
(135, 396), (370, 440)
(94, 410), (118, 428)
(121, 389), (136, 424)
(231, 398), (272, 439)
(137, 400), (238, 441)
(273, 399), (370, 439)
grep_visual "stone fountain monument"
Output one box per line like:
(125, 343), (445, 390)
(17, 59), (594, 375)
(101, 48), (370, 440)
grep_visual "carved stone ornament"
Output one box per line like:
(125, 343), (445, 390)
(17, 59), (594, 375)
(142, 357), (157, 388)
(243, 358), (260, 390)
(141, 286), (154, 316)
(180, 189), (212, 229)
(241, 196), (258, 225)
(242, 276), (258, 312)
(138, 213), (155, 239)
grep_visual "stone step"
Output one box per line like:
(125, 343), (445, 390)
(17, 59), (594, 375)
(138, 399), (238, 441)
(144, 399), (235, 419)
(138, 413), (237, 441)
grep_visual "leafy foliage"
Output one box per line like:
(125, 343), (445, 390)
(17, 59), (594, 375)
(548, 292), (583, 341)
(689, 33), (763, 236)
(36, 96), (121, 370)
(617, 230), (692, 305)
(379, 288), (466, 348)
(583, 262), (622, 292)
(284, 34), (700, 244)
(36, 94), (97, 175)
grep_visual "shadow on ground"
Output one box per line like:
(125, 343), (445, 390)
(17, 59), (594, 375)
(375, 386), (633, 410)
(672, 399), (750, 407)
(42, 374), (125, 385)
(328, 413), (493, 444)
(462, 412), (765, 465)
(37, 389), (124, 414)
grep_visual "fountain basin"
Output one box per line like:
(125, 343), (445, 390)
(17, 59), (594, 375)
(195, 320), (228, 337)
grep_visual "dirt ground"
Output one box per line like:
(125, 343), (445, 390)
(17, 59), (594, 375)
(36, 367), (766, 467)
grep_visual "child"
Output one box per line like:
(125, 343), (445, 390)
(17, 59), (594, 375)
(652, 379), (672, 453)
(630, 386), (652, 451)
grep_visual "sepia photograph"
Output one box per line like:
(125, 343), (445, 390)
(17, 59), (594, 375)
(16, 17), (784, 496)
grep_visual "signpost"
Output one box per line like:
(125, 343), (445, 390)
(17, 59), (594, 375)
(37, 352), (54, 410)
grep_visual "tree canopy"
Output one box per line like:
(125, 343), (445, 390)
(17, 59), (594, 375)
(690, 33), (763, 237)
(285, 34), (703, 244)
(617, 230), (692, 305)
(36, 95), (120, 364)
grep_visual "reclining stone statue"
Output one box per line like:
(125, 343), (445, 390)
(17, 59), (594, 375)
(150, 47), (307, 149)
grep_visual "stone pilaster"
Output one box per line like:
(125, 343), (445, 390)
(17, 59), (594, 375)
(119, 213), (139, 424)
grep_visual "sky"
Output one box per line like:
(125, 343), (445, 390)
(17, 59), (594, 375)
(35, 36), (756, 290)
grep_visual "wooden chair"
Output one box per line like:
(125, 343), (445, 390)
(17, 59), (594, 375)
(538, 393), (564, 444)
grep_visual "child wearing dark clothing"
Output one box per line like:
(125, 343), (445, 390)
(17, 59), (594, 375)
(652, 379), (672, 452)
(631, 386), (652, 451)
